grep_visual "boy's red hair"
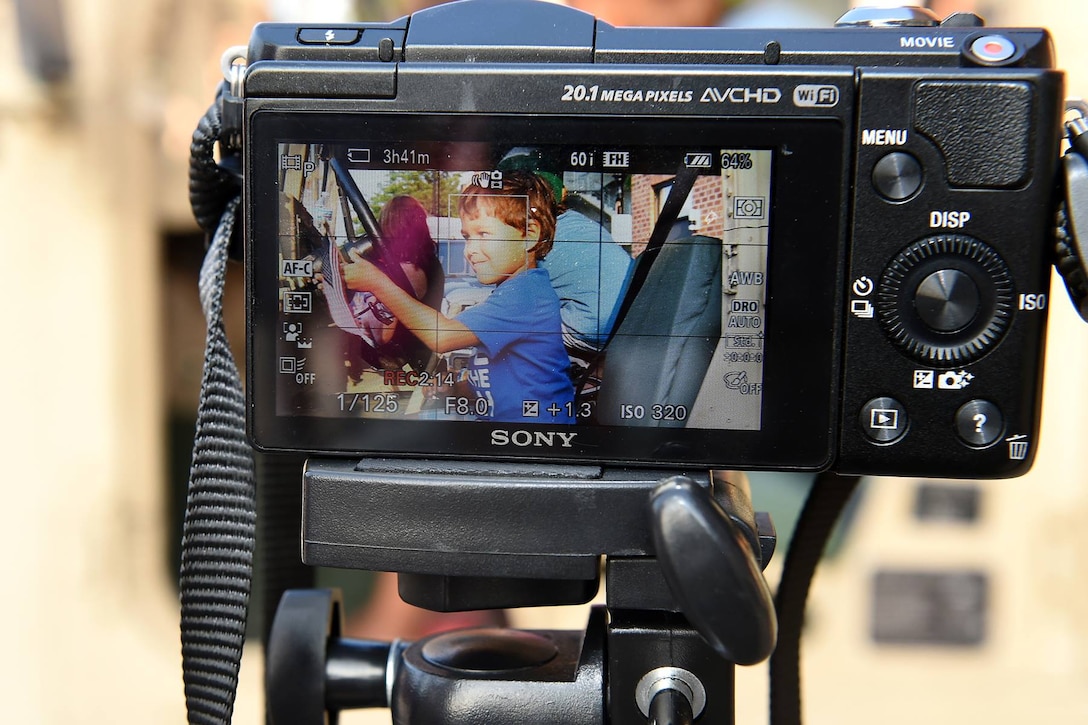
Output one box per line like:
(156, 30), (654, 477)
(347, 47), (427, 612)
(457, 170), (557, 258)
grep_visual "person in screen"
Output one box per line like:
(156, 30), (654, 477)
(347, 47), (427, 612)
(342, 195), (444, 376)
(348, 196), (441, 340)
(378, 194), (444, 308)
(340, 170), (575, 423)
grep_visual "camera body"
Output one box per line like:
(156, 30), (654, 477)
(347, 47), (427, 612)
(239, 0), (1063, 479)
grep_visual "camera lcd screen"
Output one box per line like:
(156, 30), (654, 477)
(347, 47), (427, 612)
(249, 113), (845, 468)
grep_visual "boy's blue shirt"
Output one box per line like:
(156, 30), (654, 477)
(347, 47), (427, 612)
(457, 268), (575, 423)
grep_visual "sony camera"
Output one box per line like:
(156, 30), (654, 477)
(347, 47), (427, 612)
(235, 0), (1064, 479)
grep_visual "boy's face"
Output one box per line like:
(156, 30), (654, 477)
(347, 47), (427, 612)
(461, 212), (540, 286)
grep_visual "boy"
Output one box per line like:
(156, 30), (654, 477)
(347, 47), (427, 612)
(340, 171), (574, 423)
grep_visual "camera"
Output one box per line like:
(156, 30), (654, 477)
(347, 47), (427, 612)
(237, 1), (1064, 481)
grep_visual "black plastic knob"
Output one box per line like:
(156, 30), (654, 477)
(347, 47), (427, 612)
(650, 477), (776, 666)
(266, 589), (393, 724)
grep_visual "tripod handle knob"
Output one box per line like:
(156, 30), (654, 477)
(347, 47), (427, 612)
(267, 589), (394, 724)
(650, 477), (777, 666)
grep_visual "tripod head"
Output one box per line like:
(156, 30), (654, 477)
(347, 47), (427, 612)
(266, 463), (777, 723)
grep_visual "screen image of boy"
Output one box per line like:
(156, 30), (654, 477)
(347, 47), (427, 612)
(340, 170), (575, 424)
(274, 137), (772, 434)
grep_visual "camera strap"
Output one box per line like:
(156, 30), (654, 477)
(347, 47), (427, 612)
(179, 195), (256, 725)
(769, 472), (861, 725)
(1056, 101), (1088, 322)
(180, 91), (255, 725)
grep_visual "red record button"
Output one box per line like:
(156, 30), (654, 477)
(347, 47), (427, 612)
(968, 35), (1016, 63)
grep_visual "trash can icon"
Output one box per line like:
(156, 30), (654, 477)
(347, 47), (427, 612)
(1006, 435), (1029, 461)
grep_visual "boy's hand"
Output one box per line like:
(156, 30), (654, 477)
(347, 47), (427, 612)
(341, 248), (379, 292)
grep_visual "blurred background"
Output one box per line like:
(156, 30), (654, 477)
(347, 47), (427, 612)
(3, 0), (1088, 722)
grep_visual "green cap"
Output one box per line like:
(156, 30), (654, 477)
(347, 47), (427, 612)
(497, 147), (564, 203)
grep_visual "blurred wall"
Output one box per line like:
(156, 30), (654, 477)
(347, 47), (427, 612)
(0, 0), (265, 722)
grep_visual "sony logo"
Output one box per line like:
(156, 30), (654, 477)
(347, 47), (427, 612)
(491, 429), (578, 448)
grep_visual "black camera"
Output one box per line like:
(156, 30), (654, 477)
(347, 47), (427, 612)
(239, 0), (1063, 480)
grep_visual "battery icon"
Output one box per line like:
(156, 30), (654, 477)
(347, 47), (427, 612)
(684, 152), (713, 169)
(347, 148), (371, 163)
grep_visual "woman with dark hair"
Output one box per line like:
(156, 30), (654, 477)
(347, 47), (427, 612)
(381, 195), (439, 273)
(348, 195), (445, 372)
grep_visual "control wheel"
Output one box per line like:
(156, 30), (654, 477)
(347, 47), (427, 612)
(876, 235), (1013, 365)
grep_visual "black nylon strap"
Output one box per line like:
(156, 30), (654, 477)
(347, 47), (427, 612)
(769, 472), (860, 725)
(1055, 107), (1088, 323)
(189, 87), (239, 238)
(1057, 152), (1088, 322)
(180, 196), (256, 725)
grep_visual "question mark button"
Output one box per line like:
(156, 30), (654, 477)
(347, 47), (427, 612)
(954, 400), (1004, 447)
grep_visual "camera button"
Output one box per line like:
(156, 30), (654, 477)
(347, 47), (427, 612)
(860, 397), (909, 444)
(968, 35), (1017, 64)
(955, 399), (1004, 447)
(914, 269), (980, 332)
(297, 28), (362, 45)
(872, 152), (922, 202)
(876, 235), (1013, 365)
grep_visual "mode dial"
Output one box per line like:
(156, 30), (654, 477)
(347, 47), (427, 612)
(876, 235), (1013, 365)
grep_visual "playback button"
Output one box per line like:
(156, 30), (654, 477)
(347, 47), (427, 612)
(860, 396), (909, 444)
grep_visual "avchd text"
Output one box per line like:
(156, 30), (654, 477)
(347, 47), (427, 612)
(700, 87), (782, 104)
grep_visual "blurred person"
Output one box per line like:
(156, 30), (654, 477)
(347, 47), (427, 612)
(567, 0), (831, 27)
(566, 0), (731, 25)
(369, 194), (444, 342)
(340, 194), (445, 375)
(378, 194), (444, 305)
(346, 570), (507, 640)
